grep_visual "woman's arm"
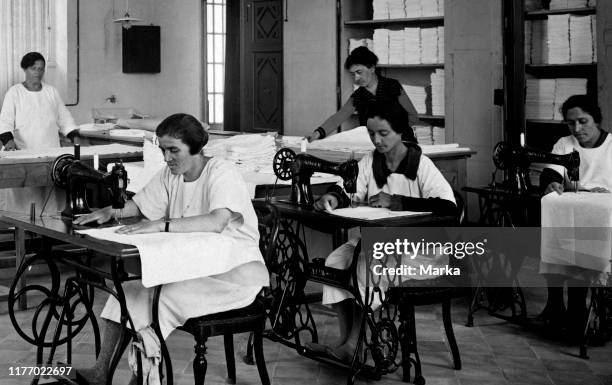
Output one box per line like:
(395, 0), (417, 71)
(398, 89), (421, 127)
(309, 98), (356, 141)
(115, 208), (233, 234)
(73, 200), (143, 225)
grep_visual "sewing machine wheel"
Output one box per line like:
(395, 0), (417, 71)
(272, 148), (296, 181)
(492, 142), (512, 170)
(51, 154), (76, 189)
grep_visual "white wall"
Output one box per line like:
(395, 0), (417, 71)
(66, 0), (202, 124)
(283, 0), (337, 136)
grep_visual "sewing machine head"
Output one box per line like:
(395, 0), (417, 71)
(51, 151), (128, 219)
(273, 148), (359, 207)
(492, 141), (580, 194)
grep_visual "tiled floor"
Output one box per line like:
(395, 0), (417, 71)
(0, 277), (611, 385)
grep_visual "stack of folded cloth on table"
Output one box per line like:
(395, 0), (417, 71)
(203, 134), (277, 173)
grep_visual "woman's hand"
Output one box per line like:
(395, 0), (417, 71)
(544, 182), (564, 195)
(307, 129), (321, 143)
(314, 193), (338, 211)
(3, 139), (16, 151)
(368, 192), (392, 208)
(73, 206), (114, 225)
(115, 219), (162, 235)
(588, 187), (610, 193)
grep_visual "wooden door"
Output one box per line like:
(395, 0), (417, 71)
(241, 0), (283, 133)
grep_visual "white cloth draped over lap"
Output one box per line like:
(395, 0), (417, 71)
(540, 191), (612, 281)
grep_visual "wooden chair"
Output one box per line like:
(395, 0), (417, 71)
(153, 201), (280, 385)
(385, 191), (466, 385)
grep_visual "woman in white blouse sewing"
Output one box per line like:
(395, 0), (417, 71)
(539, 95), (611, 339)
(73, 113), (269, 385)
(308, 101), (456, 361)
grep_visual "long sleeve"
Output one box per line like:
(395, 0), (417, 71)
(0, 87), (16, 135)
(52, 87), (77, 136)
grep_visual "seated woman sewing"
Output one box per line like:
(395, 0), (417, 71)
(72, 113), (269, 385)
(306, 101), (456, 361)
(539, 94), (611, 339)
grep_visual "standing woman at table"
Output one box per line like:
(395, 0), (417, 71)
(307, 101), (456, 360)
(539, 94), (611, 339)
(307, 46), (420, 142)
(0, 52), (79, 213)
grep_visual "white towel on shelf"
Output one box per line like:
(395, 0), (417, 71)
(526, 78), (556, 120)
(388, 29), (405, 64)
(76, 226), (262, 288)
(373, 0), (389, 19)
(437, 26), (445, 63)
(420, 27), (438, 63)
(430, 69), (445, 116)
(348, 38), (374, 55)
(373, 29), (390, 64)
(547, 14), (571, 64)
(387, 0), (406, 18)
(570, 15), (594, 63)
(402, 84), (427, 113)
(420, 0), (439, 17)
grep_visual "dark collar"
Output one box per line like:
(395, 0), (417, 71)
(592, 130), (608, 148)
(372, 142), (422, 188)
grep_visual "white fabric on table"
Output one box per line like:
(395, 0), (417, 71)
(541, 192), (612, 275)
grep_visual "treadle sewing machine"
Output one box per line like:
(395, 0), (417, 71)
(272, 147), (358, 206)
(51, 144), (129, 220)
(491, 141), (580, 194)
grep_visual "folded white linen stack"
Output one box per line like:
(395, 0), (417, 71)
(404, 0), (421, 17)
(203, 134), (276, 173)
(525, 21), (533, 63)
(437, 26), (444, 63)
(373, 29), (390, 64)
(420, 0), (439, 17)
(567, 0), (588, 7)
(373, 0), (388, 19)
(547, 14), (571, 64)
(591, 16), (597, 61)
(77, 226), (263, 288)
(420, 27), (438, 63)
(432, 126), (445, 144)
(402, 84), (427, 113)
(525, 78), (556, 120)
(348, 38), (374, 55)
(414, 125), (433, 145)
(530, 20), (548, 64)
(553, 78), (588, 120)
(570, 15), (594, 63)
(549, 0), (568, 9)
(430, 69), (445, 115)
(388, 0), (406, 18)
(403, 28), (421, 64)
(388, 29), (405, 64)
(541, 192), (612, 274)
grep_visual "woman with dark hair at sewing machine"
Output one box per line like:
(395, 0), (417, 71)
(0, 52), (79, 214)
(539, 94), (612, 339)
(306, 101), (456, 361)
(72, 113), (269, 385)
(307, 46), (420, 142)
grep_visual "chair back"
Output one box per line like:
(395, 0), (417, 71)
(252, 200), (281, 267)
(453, 190), (466, 225)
